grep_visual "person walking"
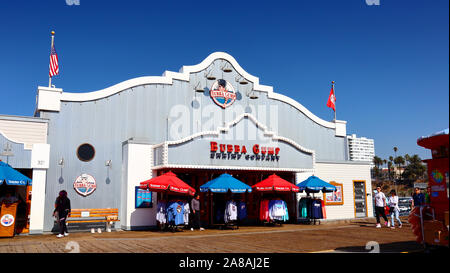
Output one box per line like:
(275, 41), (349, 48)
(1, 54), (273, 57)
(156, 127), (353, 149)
(54, 190), (71, 238)
(374, 186), (390, 228)
(388, 190), (402, 229)
(190, 193), (204, 231)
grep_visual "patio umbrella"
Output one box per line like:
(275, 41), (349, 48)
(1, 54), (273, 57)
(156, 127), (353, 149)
(297, 175), (336, 194)
(252, 174), (299, 192)
(0, 161), (32, 186)
(200, 173), (252, 193)
(139, 171), (196, 196)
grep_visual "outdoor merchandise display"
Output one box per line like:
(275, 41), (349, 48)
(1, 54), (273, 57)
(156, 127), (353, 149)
(259, 199), (289, 223)
(299, 197), (325, 223)
(200, 173), (252, 229)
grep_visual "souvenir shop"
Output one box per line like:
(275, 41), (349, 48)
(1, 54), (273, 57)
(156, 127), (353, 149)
(25, 51), (374, 233)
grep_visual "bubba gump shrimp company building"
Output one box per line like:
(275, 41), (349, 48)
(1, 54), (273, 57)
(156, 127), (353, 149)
(0, 52), (374, 234)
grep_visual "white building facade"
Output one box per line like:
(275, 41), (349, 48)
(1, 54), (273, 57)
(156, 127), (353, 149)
(347, 134), (375, 163)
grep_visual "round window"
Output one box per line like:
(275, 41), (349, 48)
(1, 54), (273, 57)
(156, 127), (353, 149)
(77, 143), (95, 162)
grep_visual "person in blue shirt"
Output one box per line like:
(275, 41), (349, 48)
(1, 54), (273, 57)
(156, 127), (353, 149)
(412, 187), (425, 209)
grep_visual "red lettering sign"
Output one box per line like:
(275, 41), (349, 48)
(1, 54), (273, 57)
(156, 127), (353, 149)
(210, 142), (279, 156)
(241, 146), (247, 154)
(210, 142), (218, 152)
(234, 145), (240, 153)
(227, 145), (233, 153)
(253, 144), (259, 154)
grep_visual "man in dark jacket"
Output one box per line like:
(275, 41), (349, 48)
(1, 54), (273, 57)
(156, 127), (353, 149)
(190, 193), (204, 231)
(54, 190), (71, 238)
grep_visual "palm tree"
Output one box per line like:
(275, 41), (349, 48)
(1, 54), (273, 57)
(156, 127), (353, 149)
(372, 156), (383, 182)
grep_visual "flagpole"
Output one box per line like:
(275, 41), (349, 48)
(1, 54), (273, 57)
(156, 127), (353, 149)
(48, 31), (55, 88)
(332, 81), (336, 122)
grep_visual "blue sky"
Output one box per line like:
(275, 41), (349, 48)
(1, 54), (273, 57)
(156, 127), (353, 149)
(0, 0), (448, 162)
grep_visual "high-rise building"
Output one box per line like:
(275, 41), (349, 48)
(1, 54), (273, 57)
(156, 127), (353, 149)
(347, 134), (375, 163)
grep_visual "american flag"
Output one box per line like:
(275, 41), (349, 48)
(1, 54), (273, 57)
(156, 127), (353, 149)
(49, 44), (59, 77)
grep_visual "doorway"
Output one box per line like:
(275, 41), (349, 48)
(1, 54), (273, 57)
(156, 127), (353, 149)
(353, 180), (367, 218)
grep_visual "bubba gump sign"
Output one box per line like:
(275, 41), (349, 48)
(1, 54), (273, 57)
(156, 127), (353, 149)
(210, 142), (280, 161)
(73, 174), (97, 197)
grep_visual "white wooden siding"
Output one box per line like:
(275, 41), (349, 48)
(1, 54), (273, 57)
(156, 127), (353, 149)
(313, 162), (373, 220)
(0, 119), (48, 149)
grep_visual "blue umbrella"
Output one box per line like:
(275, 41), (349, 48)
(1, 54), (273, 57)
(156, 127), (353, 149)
(297, 175), (336, 194)
(200, 173), (252, 193)
(0, 161), (32, 186)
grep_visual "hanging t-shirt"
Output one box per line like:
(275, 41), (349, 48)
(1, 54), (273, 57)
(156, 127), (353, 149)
(238, 201), (247, 220)
(260, 200), (270, 221)
(183, 202), (190, 225)
(299, 198), (309, 218)
(320, 199), (326, 219)
(271, 200), (286, 219)
(282, 202), (289, 222)
(225, 200), (238, 222)
(311, 199), (323, 219)
(167, 201), (185, 226)
(156, 201), (167, 224)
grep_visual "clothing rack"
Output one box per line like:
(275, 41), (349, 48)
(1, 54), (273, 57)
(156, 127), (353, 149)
(156, 193), (191, 232)
(298, 195), (324, 225)
(259, 197), (289, 227)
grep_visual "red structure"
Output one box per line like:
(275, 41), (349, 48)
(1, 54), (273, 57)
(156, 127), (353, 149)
(410, 129), (449, 247)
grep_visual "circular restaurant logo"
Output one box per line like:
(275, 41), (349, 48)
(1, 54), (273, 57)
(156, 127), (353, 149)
(210, 79), (236, 109)
(73, 174), (97, 197)
(431, 169), (443, 184)
(1, 214), (15, 227)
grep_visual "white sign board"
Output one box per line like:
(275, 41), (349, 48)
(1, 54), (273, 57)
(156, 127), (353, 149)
(414, 183), (428, 189)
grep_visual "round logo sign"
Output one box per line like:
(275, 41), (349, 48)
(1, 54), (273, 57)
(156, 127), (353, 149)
(74, 174), (97, 197)
(1, 214), (15, 227)
(210, 79), (236, 109)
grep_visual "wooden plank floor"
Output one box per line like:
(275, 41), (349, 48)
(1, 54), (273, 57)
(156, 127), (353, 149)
(0, 219), (421, 253)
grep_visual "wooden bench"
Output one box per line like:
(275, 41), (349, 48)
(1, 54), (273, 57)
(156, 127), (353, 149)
(66, 208), (119, 232)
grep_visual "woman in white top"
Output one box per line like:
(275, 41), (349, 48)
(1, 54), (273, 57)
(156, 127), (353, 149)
(388, 190), (402, 229)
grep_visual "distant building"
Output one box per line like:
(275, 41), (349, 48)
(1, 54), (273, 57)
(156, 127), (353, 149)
(347, 134), (375, 163)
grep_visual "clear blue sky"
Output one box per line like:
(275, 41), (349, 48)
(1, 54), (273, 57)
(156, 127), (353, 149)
(0, 0), (448, 162)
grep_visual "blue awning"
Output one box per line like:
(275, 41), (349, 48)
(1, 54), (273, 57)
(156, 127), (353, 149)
(200, 173), (252, 193)
(297, 175), (336, 193)
(0, 161), (32, 186)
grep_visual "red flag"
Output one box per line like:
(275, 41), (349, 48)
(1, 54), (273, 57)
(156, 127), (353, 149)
(326, 86), (336, 111)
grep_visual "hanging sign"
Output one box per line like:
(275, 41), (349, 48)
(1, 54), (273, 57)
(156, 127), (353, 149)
(210, 79), (236, 109)
(73, 174), (97, 197)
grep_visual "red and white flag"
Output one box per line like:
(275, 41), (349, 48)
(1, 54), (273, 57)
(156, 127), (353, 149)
(49, 44), (59, 77)
(326, 86), (336, 111)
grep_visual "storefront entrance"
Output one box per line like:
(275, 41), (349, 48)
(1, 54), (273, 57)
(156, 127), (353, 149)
(155, 168), (297, 226)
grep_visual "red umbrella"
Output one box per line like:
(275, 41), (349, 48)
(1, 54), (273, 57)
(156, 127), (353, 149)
(252, 174), (299, 192)
(139, 171), (196, 196)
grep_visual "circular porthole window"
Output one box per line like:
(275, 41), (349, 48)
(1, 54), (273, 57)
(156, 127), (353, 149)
(77, 143), (95, 162)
